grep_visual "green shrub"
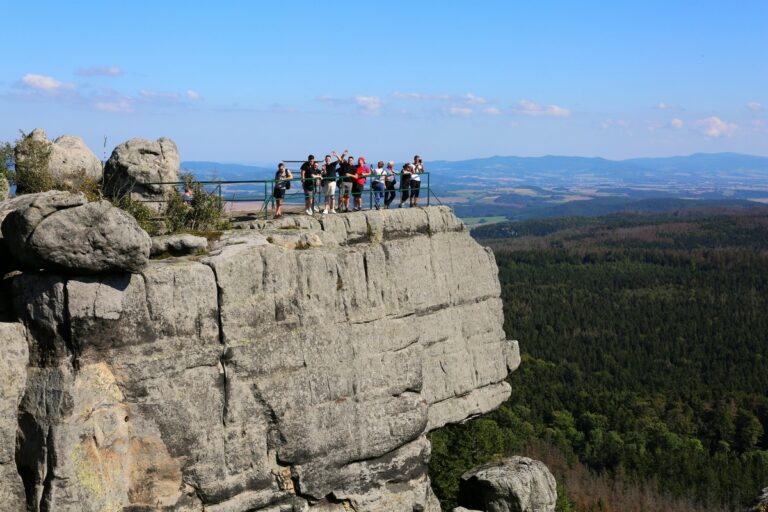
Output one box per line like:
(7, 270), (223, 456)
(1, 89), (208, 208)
(111, 196), (158, 235)
(165, 177), (226, 233)
(12, 131), (53, 194)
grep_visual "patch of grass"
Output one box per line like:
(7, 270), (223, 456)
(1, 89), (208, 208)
(461, 215), (508, 227)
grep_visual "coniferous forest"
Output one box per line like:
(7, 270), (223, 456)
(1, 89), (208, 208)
(429, 209), (768, 511)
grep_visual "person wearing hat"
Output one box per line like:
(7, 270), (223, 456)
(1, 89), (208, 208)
(384, 161), (397, 208)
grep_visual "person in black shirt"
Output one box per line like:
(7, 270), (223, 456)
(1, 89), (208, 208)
(398, 163), (412, 208)
(322, 151), (343, 214)
(339, 152), (356, 213)
(300, 154), (316, 215)
(273, 163), (293, 218)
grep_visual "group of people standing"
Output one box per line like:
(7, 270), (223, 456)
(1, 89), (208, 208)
(272, 152), (425, 217)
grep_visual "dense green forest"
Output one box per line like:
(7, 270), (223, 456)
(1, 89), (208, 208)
(429, 209), (768, 511)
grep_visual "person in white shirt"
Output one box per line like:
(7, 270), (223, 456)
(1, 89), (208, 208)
(410, 155), (424, 207)
(371, 160), (387, 210)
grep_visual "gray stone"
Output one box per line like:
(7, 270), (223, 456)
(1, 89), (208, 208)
(13, 129), (102, 189)
(0, 323), (28, 511)
(9, 207), (518, 511)
(151, 233), (209, 257)
(103, 137), (180, 212)
(458, 456), (557, 512)
(49, 135), (103, 186)
(2, 192), (150, 273)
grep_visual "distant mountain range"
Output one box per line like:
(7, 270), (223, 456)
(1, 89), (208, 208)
(184, 152), (768, 187)
(427, 152), (768, 188)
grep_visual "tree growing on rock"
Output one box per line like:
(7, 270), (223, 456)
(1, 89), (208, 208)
(12, 129), (53, 194)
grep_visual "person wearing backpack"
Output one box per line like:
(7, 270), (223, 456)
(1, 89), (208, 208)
(273, 163), (293, 218)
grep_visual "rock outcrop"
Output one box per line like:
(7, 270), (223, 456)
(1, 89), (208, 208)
(103, 137), (180, 211)
(3, 206), (519, 511)
(14, 129), (102, 188)
(458, 457), (557, 512)
(0, 323), (28, 511)
(1, 191), (150, 274)
(151, 233), (209, 257)
(747, 487), (768, 512)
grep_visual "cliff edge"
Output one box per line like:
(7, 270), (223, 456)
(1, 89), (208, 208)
(2, 205), (519, 511)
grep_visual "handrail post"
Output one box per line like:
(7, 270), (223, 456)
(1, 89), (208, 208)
(427, 172), (430, 207)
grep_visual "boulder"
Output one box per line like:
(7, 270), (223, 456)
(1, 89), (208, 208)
(458, 457), (557, 512)
(1, 191), (150, 273)
(14, 129), (102, 189)
(103, 137), (180, 212)
(0, 322), (29, 511)
(151, 233), (209, 257)
(49, 135), (103, 186)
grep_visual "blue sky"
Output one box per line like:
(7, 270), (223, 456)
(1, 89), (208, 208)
(1, 1), (766, 163)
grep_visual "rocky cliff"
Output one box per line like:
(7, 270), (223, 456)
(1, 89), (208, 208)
(1, 204), (519, 511)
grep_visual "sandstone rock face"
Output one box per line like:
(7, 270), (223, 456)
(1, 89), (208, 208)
(0, 323), (28, 511)
(458, 457), (557, 512)
(103, 137), (180, 211)
(1, 191), (150, 273)
(151, 233), (209, 257)
(7, 206), (519, 511)
(49, 135), (103, 186)
(14, 129), (102, 188)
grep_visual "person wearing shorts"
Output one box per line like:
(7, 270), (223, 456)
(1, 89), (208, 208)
(322, 151), (342, 214)
(273, 163), (292, 218)
(339, 153), (355, 212)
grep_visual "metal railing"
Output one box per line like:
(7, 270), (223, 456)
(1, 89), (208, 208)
(139, 172), (442, 219)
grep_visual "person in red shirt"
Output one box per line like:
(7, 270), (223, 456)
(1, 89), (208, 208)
(352, 157), (370, 211)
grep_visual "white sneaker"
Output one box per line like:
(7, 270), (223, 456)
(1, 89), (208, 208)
(322, 208), (329, 214)
(330, 209), (336, 214)
(305, 209), (312, 216)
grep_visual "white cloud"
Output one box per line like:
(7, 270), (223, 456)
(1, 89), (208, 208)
(483, 107), (501, 115)
(601, 119), (629, 129)
(445, 106), (473, 117)
(21, 73), (74, 92)
(76, 66), (122, 77)
(670, 118), (684, 129)
(355, 95), (383, 114)
(515, 99), (571, 117)
(186, 89), (202, 101)
(747, 101), (763, 112)
(94, 98), (133, 113)
(463, 93), (487, 104)
(391, 91), (486, 105)
(694, 116), (737, 138)
(140, 89), (180, 101)
(655, 102), (674, 110)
